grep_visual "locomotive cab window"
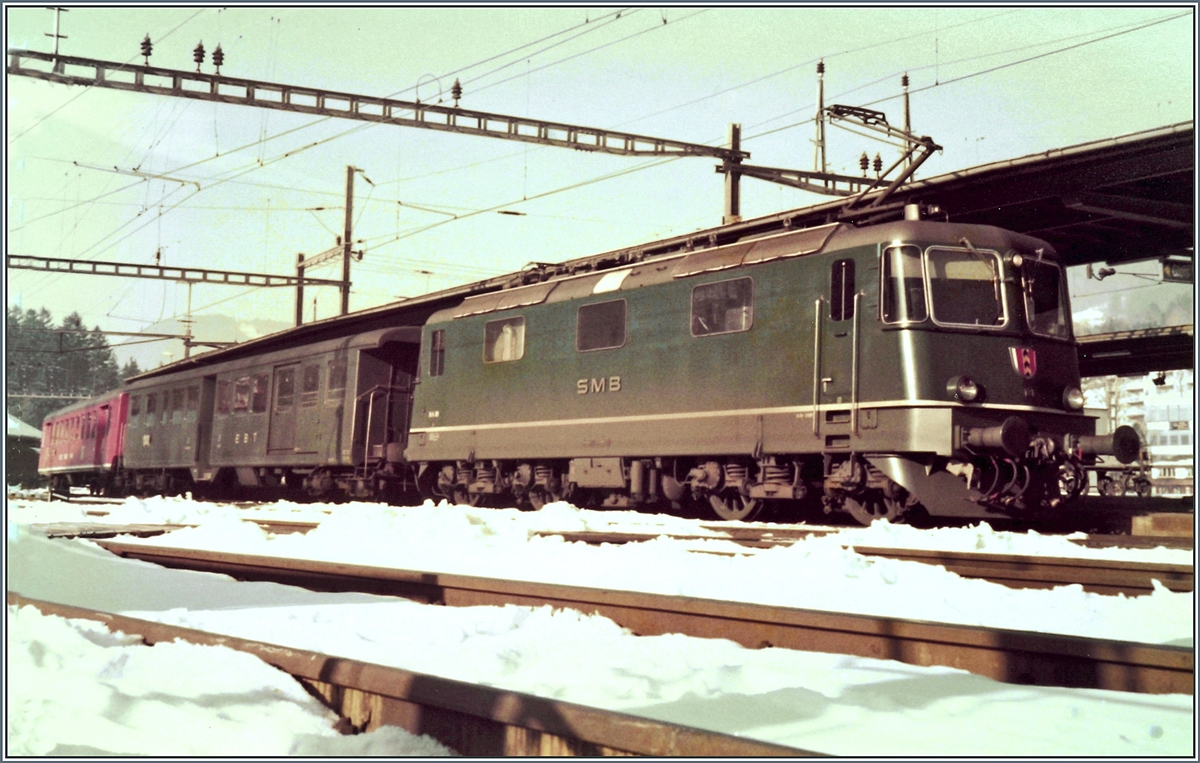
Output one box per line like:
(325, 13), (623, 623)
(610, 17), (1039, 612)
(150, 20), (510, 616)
(577, 299), (626, 352)
(484, 317), (525, 363)
(428, 330), (446, 377)
(1021, 258), (1070, 339)
(830, 259), (856, 321)
(692, 278), (753, 336)
(925, 246), (1006, 328)
(881, 245), (928, 323)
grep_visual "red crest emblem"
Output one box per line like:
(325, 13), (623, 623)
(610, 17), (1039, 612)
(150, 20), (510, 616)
(1009, 347), (1037, 379)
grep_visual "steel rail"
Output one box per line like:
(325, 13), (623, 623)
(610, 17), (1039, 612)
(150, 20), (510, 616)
(31, 519), (1192, 594)
(7, 593), (809, 757)
(94, 540), (1193, 694)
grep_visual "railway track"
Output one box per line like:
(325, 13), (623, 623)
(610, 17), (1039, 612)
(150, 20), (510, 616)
(93, 540), (1193, 695)
(33, 518), (1192, 596)
(8, 593), (808, 757)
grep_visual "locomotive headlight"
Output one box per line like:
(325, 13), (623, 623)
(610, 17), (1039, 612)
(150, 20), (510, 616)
(948, 375), (982, 402)
(1063, 386), (1085, 411)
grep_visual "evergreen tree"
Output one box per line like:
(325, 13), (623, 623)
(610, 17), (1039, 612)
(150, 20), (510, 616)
(5, 307), (123, 426)
(120, 358), (143, 380)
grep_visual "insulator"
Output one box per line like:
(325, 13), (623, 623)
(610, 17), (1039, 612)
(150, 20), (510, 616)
(212, 44), (224, 69)
(451, 78), (462, 106)
(816, 60), (825, 75)
(873, 153), (883, 173)
(901, 73), (909, 88)
(859, 151), (869, 174)
(140, 34), (153, 62)
(193, 41), (205, 69)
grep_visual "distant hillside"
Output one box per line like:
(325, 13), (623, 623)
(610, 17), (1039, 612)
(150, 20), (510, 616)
(112, 314), (291, 371)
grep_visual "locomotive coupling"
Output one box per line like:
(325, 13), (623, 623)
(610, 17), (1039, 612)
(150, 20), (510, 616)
(963, 416), (1031, 458)
(1071, 425), (1141, 465)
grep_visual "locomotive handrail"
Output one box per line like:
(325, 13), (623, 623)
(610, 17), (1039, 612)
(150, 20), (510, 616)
(851, 291), (863, 436)
(812, 297), (824, 437)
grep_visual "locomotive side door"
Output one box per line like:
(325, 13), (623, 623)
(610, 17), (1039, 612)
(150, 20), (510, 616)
(815, 257), (859, 438)
(268, 363), (299, 452)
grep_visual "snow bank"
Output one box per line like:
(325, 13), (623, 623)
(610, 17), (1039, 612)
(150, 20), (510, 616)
(5, 604), (454, 756)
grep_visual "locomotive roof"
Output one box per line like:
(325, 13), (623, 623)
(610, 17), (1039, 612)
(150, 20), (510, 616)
(424, 218), (1058, 325)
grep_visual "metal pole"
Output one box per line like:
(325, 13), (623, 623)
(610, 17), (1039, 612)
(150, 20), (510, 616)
(902, 73), (912, 172)
(814, 61), (826, 179)
(182, 281), (194, 359)
(341, 165), (354, 315)
(295, 253), (305, 327)
(722, 123), (742, 225)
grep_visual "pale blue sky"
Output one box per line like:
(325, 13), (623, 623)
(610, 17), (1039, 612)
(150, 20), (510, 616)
(5, 5), (1194, 365)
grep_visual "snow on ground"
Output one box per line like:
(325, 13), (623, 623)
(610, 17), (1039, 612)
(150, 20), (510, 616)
(6, 604), (455, 756)
(6, 527), (1193, 757)
(10, 494), (1191, 645)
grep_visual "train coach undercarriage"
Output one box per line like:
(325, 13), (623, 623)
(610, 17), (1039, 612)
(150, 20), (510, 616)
(412, 419), (1143, 524)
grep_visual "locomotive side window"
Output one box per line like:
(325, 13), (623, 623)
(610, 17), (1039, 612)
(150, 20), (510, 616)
(301, 365), (321, 406)
(186, 386), (200, 422)
(692, 278), (753, 336)
(484, 317), (526, 363)
(233, 376), (252, 414)
(881, 245), (928, 323)
(429, 330), (446, 377)
(145, 394), (157, 426)
(577, 300), (626, 352)
(327, 357), (347, 401)
(1022, 259), (1070, 338)
(216, 381), (232, 415)
(830, 259), (856, 321)
(252, 374), (270, 413)
(925, 247), (1006, 328)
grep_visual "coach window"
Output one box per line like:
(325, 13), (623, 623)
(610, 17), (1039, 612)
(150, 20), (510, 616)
(216, 380), (232, 415)
(252, 374), (270, 413)
(830, 259), (856, 321)
(577, 300), (626, 352)
(301, 365), (321, 407)
(186, 386), (200, 422)
(145, 394), (157, 427)
(429, 330), (446, 377)
(275, 369), (295, 410)
(484, 317), (526, 363)
(129, 396), (141, 427)
(327, 357), (347, 402)
(233, 376), (251, 414)
(171, 389), (184, 424)
(881, 245), (928, 324)
(926, 246), (1006, 328)
(692, 278), (753, 336)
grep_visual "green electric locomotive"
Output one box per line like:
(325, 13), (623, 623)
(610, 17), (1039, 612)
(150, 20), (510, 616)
(405, 210), (1138, 524)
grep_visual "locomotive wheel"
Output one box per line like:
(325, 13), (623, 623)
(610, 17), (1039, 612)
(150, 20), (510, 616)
(708, 489), (764, 521)
(844, 493), (904, 526)
(1134, 479), (1153, 498)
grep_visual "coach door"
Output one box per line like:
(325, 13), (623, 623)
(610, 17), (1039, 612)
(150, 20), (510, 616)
(815, 257), (861, 440)
(268, 363), (299, 452)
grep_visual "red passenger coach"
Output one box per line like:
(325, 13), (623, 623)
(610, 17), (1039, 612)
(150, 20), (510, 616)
(38, 392), (128, 495)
